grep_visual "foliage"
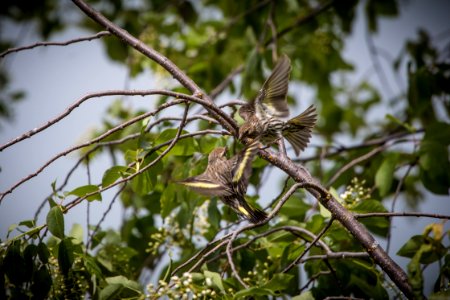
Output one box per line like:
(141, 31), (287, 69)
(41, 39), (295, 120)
(1, 0), (449, 299)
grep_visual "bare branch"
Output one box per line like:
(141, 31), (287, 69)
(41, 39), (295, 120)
(71, 0), (238, 135)
(253, 147), (414, 298)
(0, 97), (187, 203)
(365, 28), (395, 98)
(386, 162), (416, 254)
(297, 129), (424, 163)
(206, 225), (332, 264)
(0, 89), (233, 152)
(0, 31), (111, 58)
(209, 65), (244, 100)
(355, 212), (450, 220)
(86, 184), (127, 250)
(300, 271), (331, 292)
(282, 218), (334, 273)
(226, 230), (248, 288)
(63, 103), (191, 212)
(265, 0), (335, 46)
(326, 145), (386, 187)
(302, 252), (370, 262)
(172, 182), (305, 278)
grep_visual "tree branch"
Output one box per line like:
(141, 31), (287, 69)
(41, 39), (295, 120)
(0, 31), (111, 58)
(0, 89), (233, 152)
(63, 103), (191, 212)
(355, 212), (450, 220)
(71, 0), (238, 135)
(254, 148), (414, 298)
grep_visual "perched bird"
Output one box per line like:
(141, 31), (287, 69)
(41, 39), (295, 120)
(178, 141), (267, 223)
(239, 54), (317, 156)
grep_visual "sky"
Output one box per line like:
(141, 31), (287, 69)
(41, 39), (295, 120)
(0, 0), (449, 294)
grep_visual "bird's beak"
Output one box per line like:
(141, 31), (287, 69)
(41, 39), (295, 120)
(238, 128), (244, 141)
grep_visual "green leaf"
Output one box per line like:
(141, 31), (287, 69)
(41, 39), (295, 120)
(419, 141), (450, 195)
(279, 193), (311, 220)
(386, 114), (415, 132)
(234, 287), (275, 298)
(30, 265), (52, 299)
(397, 235), (423, 258)
(397, 235), (446, 264)
(19, 219), (35, 228)
(131, 152), (163, 196)
(423, 122), (450, 145)
(260, 273), (294, 293)
(23, 244), (38, 276)
(292, 291), (315, 300)
(58, 238), (74, 276)
(4, 241), (27, 285)
(69, 223), (83, 244)
(37, 242), (50, 264)
(68, 184), (102, 202)
(352, 200), (389, 236)
(100, 284), (124, 300)
(208, 198), (221, 230)
(160, 184), (178, 218)
(204, 270), (225, 292)
(155, 129), (198, 156)
(375, 154), (398, 197)
(84, 255), (103, 280)
(101, 276), (142, 298)
(102, 166), (128, 187)
(7, 223), (17, 238)
(46, 206), (65, 239)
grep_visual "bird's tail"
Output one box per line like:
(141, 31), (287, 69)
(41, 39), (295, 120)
(223, 195), (267, 224)
(283, 105), (317, 156)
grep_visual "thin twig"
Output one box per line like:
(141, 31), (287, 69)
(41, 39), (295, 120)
(301, 252), (370, 262)
(71, 0), (238, 135)
(386, 162), (416, 254)
(354, 212), (450, 220)
(326, 145), (386, 187)
(86, 184), (127, 250)
(0, 31), (111, 58)
(282, 218), (335, 273)
(365, 29), (394, 98)
(0, 99), (184, 203)
(226, 230), (248, 287)
(63, 103), (191, 212)
(265, 0), (335, 46)
(0, 89), (233, 152)
(206, 225), (332, 264)
(300, 271), (331, 292)
(209, 65), (244, 100)
(296, 130), (424, 163)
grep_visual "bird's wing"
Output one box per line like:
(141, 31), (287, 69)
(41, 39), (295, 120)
(230, 140), (260, 194)
(283, 105), (317, 156)
(254, 54), (291, 118)
(177, 176), (229, 197)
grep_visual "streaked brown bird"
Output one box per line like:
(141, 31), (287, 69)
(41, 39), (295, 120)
(178, 141), (267, 223)
(238, 54), (317, 156)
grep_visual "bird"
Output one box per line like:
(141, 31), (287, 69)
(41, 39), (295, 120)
(238, 54), (317, 156)
(177, 141), (267, 223)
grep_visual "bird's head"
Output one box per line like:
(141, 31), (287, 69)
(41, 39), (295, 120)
(238, 116), (261, 141)
(208, 147), (227, 163)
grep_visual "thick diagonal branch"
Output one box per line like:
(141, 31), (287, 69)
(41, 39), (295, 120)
(258, 149), (414, 298)
(71, 0), (237, 136)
